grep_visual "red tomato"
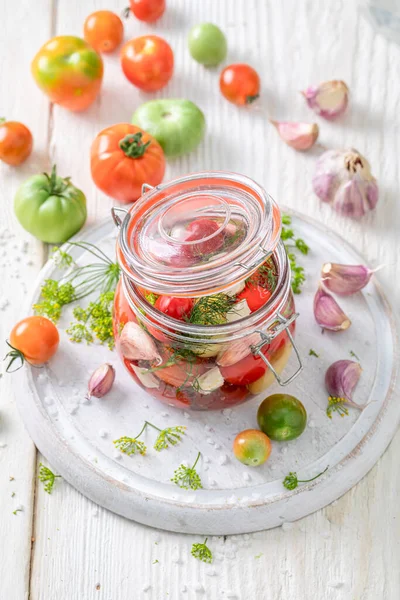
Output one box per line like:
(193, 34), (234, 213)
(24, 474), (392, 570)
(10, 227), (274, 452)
(0, 120), (33, 166)
(219, 382), (248, 405)
(220, 336), (285, 386)
(7, 316), (59, 370)
(128, 0), (166, 22)
(90, 123), (165, 203)
(184, 218), (225, 257)
(120, 35), (174, 92)
(220, 64), (260, 106)
(155, 295), (194, 321)
(83, 10), (123, 53)
(237, 283), (271, 312)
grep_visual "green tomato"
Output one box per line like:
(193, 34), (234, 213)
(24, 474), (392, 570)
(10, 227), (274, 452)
(188, 23), (227, 67)
(14, 165), (87, 243)
(257, 394), (307, 441)
(233, 429), (271, 467)
(132, 99), (206, 158)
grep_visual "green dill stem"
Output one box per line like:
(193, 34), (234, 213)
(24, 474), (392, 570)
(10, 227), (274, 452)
(134, 422), (149, 439)
(145, 421), (162, 433)
(297, 466), (328, 484)
(68, 241), (113, 265)
(192, 452), (201, 470)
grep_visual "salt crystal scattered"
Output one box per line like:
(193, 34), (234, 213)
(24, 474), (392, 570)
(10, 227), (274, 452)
(161, 412), (169, 417)
(142, 584), (151, 592)
(142, 403), (149, 409)
(113, 452), (122, 460)
(308, 420), (315, 428)
(226, 591), (237, 598)
(81, 396), (91, 405)
(328, 581), (344, 589)
(92, 508), (99, 517)
(321, 530), (331, 539)
(153, 534), (161, 543)
(203, 456), (210, 464)
(243, 472), (251, 482)
(194, 583), (205, 593)
(69, 406), (79, 415)
(183, 412), (191, 419)
(204, 465), (209, 471)
(222, 408), (232, 417)
(281, 522), (293, 532)
(204, 424), (212, 432)
(214, 443), (221, 450)
(218, 454), (229, 465)
(98, 429), (108, 438)
(206, 438), (214, 445)
(208, 479), (217, 487)
(243, 534), (250, 541)
(205, 568), (217, 577)
(181, 585), (187, 593)
(0, 442), (7, 449)
(44, 396), (54, 406)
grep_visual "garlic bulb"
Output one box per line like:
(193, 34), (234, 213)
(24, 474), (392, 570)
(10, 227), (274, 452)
(313, 148), (378, 218)
(302, 80), (349, 120)
(270, 120), (319, 151)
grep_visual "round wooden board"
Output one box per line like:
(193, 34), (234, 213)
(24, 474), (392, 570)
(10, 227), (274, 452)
(16, 210), (400, 535)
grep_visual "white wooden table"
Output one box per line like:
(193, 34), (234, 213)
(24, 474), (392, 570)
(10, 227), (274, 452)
(1, 1), (399, 598)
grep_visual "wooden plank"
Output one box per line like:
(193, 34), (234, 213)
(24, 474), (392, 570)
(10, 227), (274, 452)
(0, 1), (53, 598)
(22, 0), (400, 599)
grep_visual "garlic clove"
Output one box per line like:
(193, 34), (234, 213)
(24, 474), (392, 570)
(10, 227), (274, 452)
(226, 299), (251, 322)
(321, 263), (373, 296)
(119, 322), (162, 364)
(312, 148), (378, 218)
(270, 120), (319, 151)
(87, 363), (115, 399)
(313, 285), (351, 331)
(217, 332), (261, 367)
(194, 367), (224, 395)
(225, 279), (246, 297)
(132, 365), (160, 389)
(325, 359), (362, 405)
(302, 80), (349, 120)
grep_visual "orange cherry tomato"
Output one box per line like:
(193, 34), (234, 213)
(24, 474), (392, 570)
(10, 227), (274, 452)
(220, 64), (260, 106)
(90, 123), (165, 203)
(83, 10), (124, 53)
(0, 119), (33, 166)
(120, 35), (174, 92)
(128, 0), (165, 22)
(31, 36), (103, 112)
(7, 316), (59, 371)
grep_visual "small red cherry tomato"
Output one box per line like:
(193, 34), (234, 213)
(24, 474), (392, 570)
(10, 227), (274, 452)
(233, 429), (271, 466)
(220, 64), (260, 106)
(0, 120), (33, 166)
(6, 316), (59, 371)
(128, 0), (166, 22)
(155, 295), (194, 321)
(120, 35), (174, 92)
(220, 336), (285, 386)
(83, 10), (124, 54)
(184, 218), (225, 257)
(237, 283), (271, 312)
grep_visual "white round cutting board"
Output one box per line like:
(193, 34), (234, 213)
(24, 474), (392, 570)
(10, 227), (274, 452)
(16, 210), (400, 535)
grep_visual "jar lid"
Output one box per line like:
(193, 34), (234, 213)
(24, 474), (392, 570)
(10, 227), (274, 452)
(116, 171), (282, 297)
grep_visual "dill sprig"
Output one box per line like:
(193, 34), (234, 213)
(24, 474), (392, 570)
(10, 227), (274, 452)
(189, 294), (235, 326)
(281, 215), (309, 294)
(309, 349), (319, 358)
(114, 421), (186, 455)
(246, 257), (278, 291)
(283, 466), (328, 490)
(326, 396), (349, 419)
(66, 291), (115, 349)
(191, 538), (213, 563)
(33, 242), (120, 324)
(38, 463), (61, 494)
(171, 451), (202, 490)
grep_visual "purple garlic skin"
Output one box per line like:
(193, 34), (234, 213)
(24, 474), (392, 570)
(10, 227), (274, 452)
(119, 321), (162, 364)
(313, 148), (378, 218)
(270, 120), (319, 151)
(321, 263), (373, 296)
(302, 80), (349, 120)
(313, 285), (351, 331)
(87, 363), (115, 399)
(325, 359), (362, 405)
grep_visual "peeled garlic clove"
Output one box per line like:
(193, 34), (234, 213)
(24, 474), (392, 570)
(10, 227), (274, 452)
(313, 285), (351, 331)
(270, 120), (319, 151)
(313, 148), (378, 218)
(119, 322), (162, 364)
(87, 363), (115, 399)
(194, 367), (224, 394)
(325, 360), (362, 406)
(217, 332), (261, 367)
(302, 80), (349, 120)
(225, 279), (246, 297)
(321, 263), (373, 296)
(132, 366), (160, 389)
(226, 299), (251, 323)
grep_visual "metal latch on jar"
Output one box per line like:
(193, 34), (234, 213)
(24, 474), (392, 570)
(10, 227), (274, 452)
(111, 184), (155, 229)
(251, 312), (302, 386)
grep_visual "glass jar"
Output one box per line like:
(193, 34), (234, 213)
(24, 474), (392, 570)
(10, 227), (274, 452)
(112, 171), (302, 410)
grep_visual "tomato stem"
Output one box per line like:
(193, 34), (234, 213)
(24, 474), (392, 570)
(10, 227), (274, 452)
(119, 133), (151, 159)
(246, 94), (259, 104)
(121, 6), (131, 19)
(43, 165), (70, 197)
(0, 117), (6, 125)
(4, 341), (25, 373)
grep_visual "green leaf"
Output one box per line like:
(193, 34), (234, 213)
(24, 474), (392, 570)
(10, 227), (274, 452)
(191, 538), (213, 563)
(38, 463), (61, 494)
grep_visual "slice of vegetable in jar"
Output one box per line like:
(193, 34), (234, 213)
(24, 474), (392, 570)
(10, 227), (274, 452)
(226, 299), (251, 323)
(132, 365), (160, 389)
(183, 218), (225, 258)
(151, 349), (207, 388)
(247, 339), (292, 394)
(154, 295), (194, 320)
(217, 332), (261, 368)
(119, 322), (162, 363)
(193, 366), (224, 394)
(237, 283), (272, 312)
